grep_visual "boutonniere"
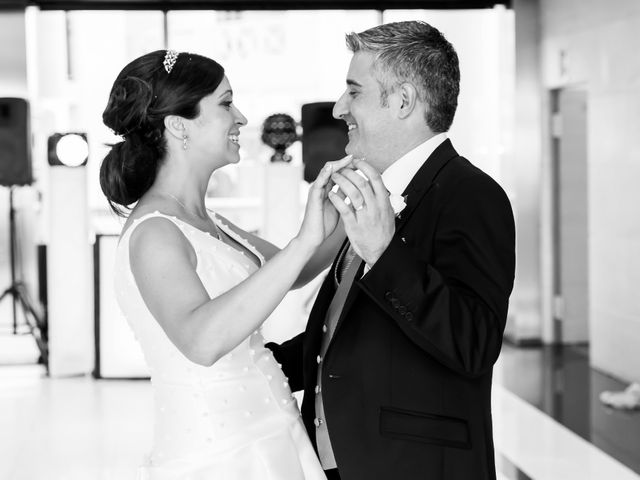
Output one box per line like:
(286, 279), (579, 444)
(389, 194), (408, 217)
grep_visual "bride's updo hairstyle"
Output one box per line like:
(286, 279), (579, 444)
(100, 50), (225, 216)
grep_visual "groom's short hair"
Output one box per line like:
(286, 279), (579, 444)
(346, 21), (460, 133)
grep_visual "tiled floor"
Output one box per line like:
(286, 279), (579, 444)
(0, 339), (639, 480)
(0, 365), (152, 480)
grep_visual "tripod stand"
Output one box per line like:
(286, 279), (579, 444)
(0, 186), (48, 366)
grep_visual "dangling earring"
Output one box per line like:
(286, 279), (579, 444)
(182, 134), (189, 150)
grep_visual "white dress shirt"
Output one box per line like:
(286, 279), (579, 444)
(381, 132), (448, 201)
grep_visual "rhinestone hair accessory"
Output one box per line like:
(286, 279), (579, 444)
(163, 50), (179, 74)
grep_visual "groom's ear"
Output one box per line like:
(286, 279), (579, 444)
(397, 82), (419, 120)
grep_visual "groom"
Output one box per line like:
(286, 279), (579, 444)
(268, 21), (515, 480)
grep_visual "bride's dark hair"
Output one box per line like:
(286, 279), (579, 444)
(100, 50), (225, 216)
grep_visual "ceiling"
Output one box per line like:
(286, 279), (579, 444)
(1, 0), (511, 10)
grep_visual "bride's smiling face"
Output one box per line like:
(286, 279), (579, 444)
(186, 76), (248, 168)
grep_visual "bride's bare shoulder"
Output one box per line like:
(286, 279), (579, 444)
(125, 210), (196, 270)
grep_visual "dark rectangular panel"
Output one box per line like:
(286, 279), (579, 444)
(0, 98), (32, 186)
(0, 0), (28, 8)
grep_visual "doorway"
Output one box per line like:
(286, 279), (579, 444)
(550, 87), (589, 344)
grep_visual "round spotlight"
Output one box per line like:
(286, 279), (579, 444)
(47, 133), (88, 167)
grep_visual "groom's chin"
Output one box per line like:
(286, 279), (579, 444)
(344, 143), (361, 159)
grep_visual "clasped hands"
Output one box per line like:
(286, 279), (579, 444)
(313, 155), (396, 267)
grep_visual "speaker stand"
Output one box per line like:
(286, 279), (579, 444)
(0, 186), (48, 368)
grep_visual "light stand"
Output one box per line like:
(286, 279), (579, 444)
(46, 132), (93, 377)
(0, 185), (48, 366)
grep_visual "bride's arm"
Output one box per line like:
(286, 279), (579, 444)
(129, 166), (333, 367)
(216, 216), (345, 290)
(130, 219), (315, 367)
(292, 222), (345, 288)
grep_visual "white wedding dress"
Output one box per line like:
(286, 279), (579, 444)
(114, 211), (326, 480)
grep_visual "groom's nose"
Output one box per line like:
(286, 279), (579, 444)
(333, 91), (348, 120)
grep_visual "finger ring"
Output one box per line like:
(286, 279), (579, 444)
(354, 204), (365, 211)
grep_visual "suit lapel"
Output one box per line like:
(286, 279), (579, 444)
(328, 139), (460, 342)
(394, 138), (459, 232)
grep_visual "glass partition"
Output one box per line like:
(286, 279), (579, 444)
(167, 10), (380, 197)
(32, 8), (514, 207)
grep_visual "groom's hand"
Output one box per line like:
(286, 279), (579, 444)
(319, 155), (354, 236)
(328, 158), (395, 266)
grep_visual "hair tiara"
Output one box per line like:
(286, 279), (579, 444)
(163, 50), (179, 74)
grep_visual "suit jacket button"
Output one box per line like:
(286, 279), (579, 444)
(399, 306), (407, 315)
(406, 312), (414, 321)
(385, 291), (393, 301)
(391, 298), (399, 308)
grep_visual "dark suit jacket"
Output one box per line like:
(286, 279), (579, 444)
(268, 139), (516, 480)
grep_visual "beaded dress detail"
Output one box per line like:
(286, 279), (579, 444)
(114, 212), (326, 480)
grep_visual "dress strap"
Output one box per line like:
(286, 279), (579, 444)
(119, 211), (192, 246)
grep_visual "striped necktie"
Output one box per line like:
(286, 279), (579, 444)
(336, 242), (359, 286)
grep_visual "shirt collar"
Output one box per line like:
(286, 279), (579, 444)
(381, 132), (448, 196)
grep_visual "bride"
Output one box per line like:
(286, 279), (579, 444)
(100, 50), (350, 479)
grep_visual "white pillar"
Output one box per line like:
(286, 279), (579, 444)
(262, 162), (303, 248)
(47, 166), (93, 376)
(505, 0), (545, 345)
(261, 161), (310, 343)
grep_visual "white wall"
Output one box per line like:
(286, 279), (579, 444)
(0, 11), (40, 331)
(0, 11), (28, 97)
(539, 0), (640, 383)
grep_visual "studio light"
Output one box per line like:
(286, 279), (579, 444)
(47, 132), (88, 167)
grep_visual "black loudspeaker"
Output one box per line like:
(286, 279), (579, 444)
(0, 98), (32, 186)
(301, 102), (348, 183)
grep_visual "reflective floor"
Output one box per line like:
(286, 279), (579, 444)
(496, 344), (640, 476)
(0, 340), (639, 480)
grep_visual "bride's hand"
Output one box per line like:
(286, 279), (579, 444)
(297, 155), (353, 249)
